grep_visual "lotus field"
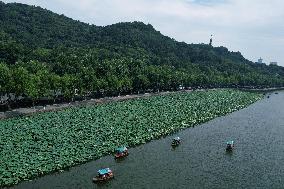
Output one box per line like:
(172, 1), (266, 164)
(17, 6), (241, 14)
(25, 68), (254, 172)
(0, 89), (262, 186)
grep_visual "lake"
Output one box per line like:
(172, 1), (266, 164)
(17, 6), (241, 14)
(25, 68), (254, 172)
(9, 91), (284, 189)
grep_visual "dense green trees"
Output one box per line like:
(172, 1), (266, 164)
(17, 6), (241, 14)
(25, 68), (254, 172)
(0, 2), (283, 109)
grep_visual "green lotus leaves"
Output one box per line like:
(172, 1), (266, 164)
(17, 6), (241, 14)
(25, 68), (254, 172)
(0, 89), (262, 187)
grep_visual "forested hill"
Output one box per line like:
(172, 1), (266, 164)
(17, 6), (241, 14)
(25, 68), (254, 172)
(0, 1), (249, 65)
(0, 2), (283, 107)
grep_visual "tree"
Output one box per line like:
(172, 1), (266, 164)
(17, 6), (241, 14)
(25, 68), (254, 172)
(11, 66), (30, 97)
(61, 74), (77, 101)
(0, 63), (12, 94)
(25, 74), (40, 107)
(133, 74), (149, 93)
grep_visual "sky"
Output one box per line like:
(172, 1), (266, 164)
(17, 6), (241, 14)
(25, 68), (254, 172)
(2, 0), (284, 66)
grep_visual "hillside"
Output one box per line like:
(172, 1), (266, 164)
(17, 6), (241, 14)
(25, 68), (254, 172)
(0, 1), (283, 109)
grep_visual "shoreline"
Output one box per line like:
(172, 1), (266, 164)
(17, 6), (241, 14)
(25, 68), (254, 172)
(238, 87), (284, 92)
(1, 87), (283, 120)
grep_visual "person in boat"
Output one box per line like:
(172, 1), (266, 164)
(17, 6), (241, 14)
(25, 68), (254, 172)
(93, 168), (113, 182)
(115, 146), (129, 158)
(172, 137), (181, 146)
(226, 141), (234, 151)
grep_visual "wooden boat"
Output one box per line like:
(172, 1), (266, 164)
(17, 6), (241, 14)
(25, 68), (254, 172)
(171, 137), (181, 147)
(226, 141), (234, 151)
(114, 146), (129, 159)
(93, 168), (114, 183)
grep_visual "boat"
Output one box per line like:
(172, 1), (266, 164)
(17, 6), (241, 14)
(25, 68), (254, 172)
(114, 146), (129, 159)
(93, 168), (114, 183)
(226, 141), (234, 151)
(171, 137), (181, 147)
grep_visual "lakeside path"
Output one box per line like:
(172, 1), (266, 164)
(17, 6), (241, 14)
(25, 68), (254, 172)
(0, 89), (262, 187)
(0, 91), (185, 120)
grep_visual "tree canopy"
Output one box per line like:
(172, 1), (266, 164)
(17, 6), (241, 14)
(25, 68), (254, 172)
(0, 1), (283, 109)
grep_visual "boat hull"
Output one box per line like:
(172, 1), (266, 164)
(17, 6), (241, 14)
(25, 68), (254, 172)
(171, 141), (181, 147)
(226, 145), (234, 151)
(114, 151), (129, 159)
(93, 173), (114, 183)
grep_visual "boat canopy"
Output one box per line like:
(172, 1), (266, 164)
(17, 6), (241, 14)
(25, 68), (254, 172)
(226, 141), (234, 145)
(173, 137), (181, 141)
(98, 168), (111, 175)
(116, 147), (127, 153)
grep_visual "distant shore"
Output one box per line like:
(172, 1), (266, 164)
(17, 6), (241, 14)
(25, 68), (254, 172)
(239, 87), (284, 92)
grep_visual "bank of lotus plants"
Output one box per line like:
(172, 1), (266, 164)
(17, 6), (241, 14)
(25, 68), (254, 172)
(0, 89), (262, 186)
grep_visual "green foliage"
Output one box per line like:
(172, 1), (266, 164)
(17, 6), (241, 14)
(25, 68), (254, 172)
(0, 2), (283, 101)
(11, 66), (30, 96)
(0, 89), (262, 186)
(0, 62), (12, 93)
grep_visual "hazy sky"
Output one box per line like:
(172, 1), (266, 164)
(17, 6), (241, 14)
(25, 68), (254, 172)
(2, 0), (284, 66)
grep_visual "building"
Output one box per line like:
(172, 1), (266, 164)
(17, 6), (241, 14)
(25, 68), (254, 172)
(270, 62), (278, 66)
(257, 57), (263, 64)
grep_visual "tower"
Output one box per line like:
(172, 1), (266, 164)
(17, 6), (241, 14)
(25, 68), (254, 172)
(209, 35), (213, 46)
